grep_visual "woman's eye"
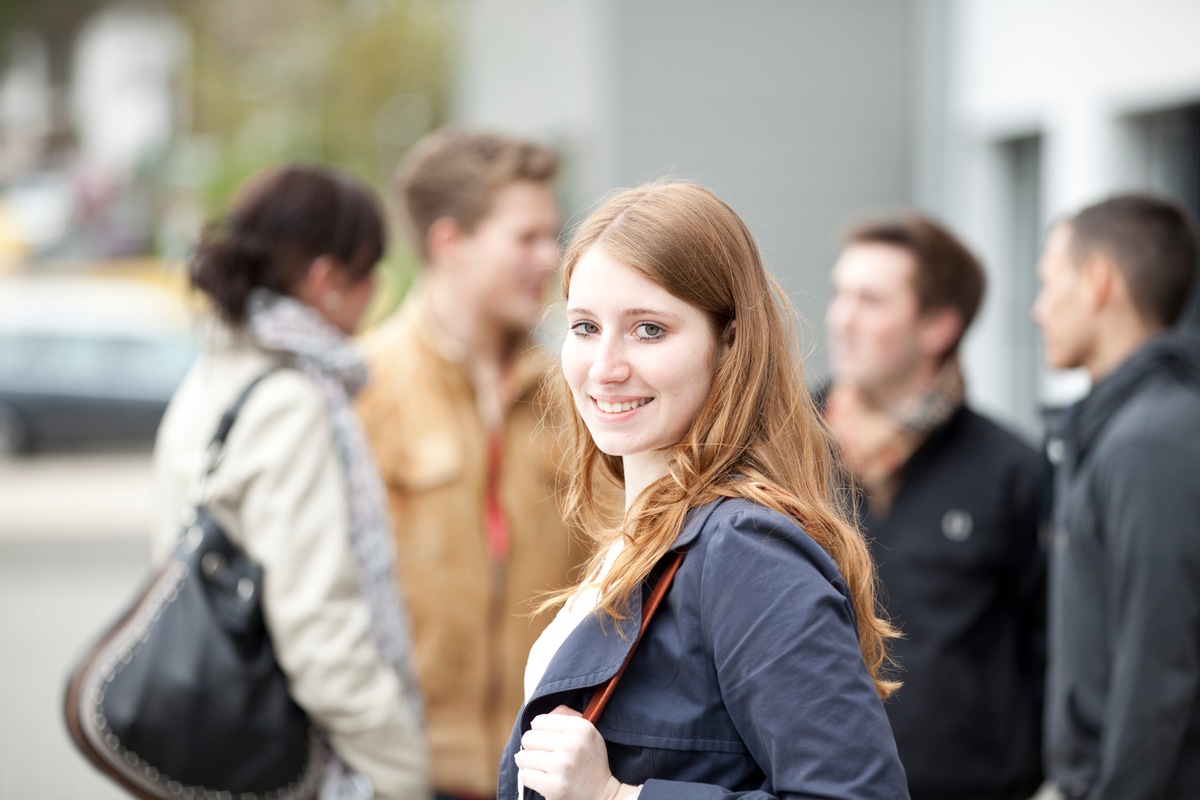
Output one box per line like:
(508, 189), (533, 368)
(570, 321), (599, 336)
(635, 323), (664, 339)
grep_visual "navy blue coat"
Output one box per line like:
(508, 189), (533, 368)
(498, 497), (908, 800)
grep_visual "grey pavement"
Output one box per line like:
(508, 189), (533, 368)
(0, 451), (156, 541)
(0, 452), (152, 799)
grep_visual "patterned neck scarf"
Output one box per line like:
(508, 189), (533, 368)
(826, 357), (966, 515)
(246, 290), (421, 798)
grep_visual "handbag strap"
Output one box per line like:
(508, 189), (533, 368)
(193, 369), (281, 500)
(583, 549), (686, 724)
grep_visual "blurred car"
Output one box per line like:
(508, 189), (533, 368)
(0, 274), (197, 456)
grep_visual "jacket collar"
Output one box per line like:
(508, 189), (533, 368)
(520, 498), (724, 718)
(1057, 330), (1200, 468)
(404, 282), (552, 407)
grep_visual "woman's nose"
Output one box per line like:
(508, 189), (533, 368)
(589, 336), (630, 384)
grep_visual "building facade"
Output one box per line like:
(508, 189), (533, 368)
(453, 0), (1200, 439)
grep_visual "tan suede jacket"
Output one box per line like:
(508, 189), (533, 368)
(356, 289), (585, 797)
(153, 327), (428, 799)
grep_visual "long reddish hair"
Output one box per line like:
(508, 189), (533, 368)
(549, 181), (899, 699)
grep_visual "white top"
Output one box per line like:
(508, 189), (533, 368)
(518, 539), (642, 799)
(523, 538), (625, 700)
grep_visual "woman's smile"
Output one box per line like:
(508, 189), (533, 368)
(592, 396), (653, 415)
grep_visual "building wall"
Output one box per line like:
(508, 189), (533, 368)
(609, 0), (915, 354)
(452, 0), (616, 212)
(453, 0), (917, 373)
(924, 0), (1200, 434)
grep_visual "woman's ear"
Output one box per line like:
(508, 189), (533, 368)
(294, 255), (342, 309)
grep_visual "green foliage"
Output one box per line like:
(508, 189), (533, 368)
(1, 0), (450, 314)
(180, 0), (455, 211)
(176, 0), (455, 315)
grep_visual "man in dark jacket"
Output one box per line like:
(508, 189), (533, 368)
(1033, 193), (1200, 800)
(824, 216), (1048, 800)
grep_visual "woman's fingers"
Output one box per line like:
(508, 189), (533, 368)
(520, 729), (562, 752)
(516, 711), (617, 800)
(513, 746), (555, 771)
(515, 745), (568, 800)
(519, 766), (566, 800)
(529, 709), (591, 733)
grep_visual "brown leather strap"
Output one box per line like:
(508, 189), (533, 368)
(583, 550), (686, 723)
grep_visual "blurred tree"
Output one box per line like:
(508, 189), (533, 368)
(2, 0), (452, 311)
(175, 0), (456, 314)
(179, 0), (454, 209)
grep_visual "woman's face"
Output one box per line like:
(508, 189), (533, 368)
(327, 268), (378, 335)
(562, 246), (721, 481)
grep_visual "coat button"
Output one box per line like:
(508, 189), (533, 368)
(941, 509), (973, 541)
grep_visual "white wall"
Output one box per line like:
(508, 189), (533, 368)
(71, 6), (189, 179)
(925, 0), (1200, 430)
(452, 0), (618, 210)
(955, 0), (1200, 210)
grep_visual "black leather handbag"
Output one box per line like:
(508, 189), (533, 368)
(63, 371), (327, 799)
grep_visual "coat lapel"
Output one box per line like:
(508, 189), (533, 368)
(519, 498), (723, 726)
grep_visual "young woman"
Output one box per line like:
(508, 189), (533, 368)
(502, 182), (907, 799)
(153, 165), (428, 799)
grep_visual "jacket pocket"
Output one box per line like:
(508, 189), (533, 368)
(598, 717), (750, 755)
(602, 736), (759, 790)
(379, 435), (463, 492)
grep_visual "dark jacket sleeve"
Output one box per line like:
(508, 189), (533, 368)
(1089, 439), (1200, 799)
(640, 507), (908, 800)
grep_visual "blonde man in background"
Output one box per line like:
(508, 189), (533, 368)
(356, 129), (584, 800)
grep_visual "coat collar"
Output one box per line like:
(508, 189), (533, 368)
(404, 282), (552, 406)
(1058, 330), (1200, 468)
(521, 498), (724, 718)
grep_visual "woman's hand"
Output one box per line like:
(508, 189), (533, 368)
(514, 706), (639, 800)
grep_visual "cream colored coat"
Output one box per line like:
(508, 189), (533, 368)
(152, 327), (428, 800)
(356, 289), (586, 797)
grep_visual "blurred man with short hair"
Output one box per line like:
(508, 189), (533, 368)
(356, 129), (582, 800)
(823, 215), (1047, 800)
(1034, 193), (1200, 800)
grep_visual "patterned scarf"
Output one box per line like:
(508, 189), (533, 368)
(826, 357), (966, 515)
(246, 290), (421, 799)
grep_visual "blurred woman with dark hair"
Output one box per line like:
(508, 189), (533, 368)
(153, 165), (428, 799)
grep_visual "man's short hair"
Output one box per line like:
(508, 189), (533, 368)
(844, 215), (986, 353)
(1066, 193), (1199, 327)
(393, 128), (558, 261)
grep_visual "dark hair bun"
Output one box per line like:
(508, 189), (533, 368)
(190, 222), (274, 324)
(188, 165), (387, 325)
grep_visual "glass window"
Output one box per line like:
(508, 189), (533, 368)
(997, 134), (1045, 440)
